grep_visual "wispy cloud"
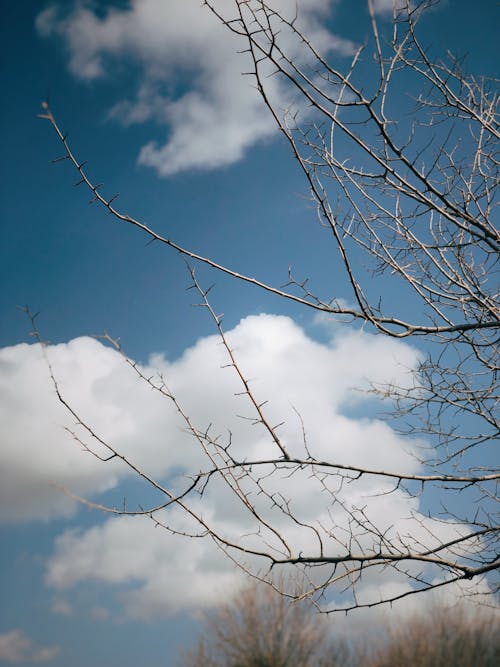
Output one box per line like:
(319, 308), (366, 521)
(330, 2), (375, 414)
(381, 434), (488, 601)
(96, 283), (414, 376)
(0, 630), (60, 664)
(35, 0), (356, 176)
(49, 598), (73, 617)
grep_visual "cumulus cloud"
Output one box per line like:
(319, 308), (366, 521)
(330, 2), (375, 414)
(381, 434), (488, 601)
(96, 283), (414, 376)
(44, 498), (484, 620)
(35, 0), (356, 175)
(0, 336), (185, 522)
(0, 630), (60, 664)
(3, 313), (487, 616)
(46, 509), (244, 617)
(0, 314), (418, 522)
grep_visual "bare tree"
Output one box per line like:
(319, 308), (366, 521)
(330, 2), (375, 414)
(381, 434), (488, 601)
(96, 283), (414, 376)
(366, 604), (500, 667)
(180, 583), (500, 667)
(179, 581), (349, 667)
(37, 0), (498, 613)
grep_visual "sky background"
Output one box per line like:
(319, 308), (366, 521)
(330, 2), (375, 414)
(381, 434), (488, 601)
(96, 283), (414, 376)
(0, 1), (498, 665)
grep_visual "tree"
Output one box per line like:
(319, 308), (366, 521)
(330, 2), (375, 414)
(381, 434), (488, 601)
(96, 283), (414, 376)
(180, 583), (500, 667)
(179, 582), (349, 667)
(366, 604), (500, 667)
(37, 0), (498, 613)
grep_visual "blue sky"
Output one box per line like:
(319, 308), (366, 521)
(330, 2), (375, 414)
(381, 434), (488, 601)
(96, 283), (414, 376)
(0, 1), (498, 665)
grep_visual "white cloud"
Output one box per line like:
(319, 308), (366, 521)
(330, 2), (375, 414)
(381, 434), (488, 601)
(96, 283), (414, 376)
(2, 313), (490, 616)
(0, 314), (419, 522)
(46, 508), (244, 618)
(0, 630), (60, 664)
(44, 500), (487, 620)
(0, 336), (186, 522)
(35, 0), (356, 175)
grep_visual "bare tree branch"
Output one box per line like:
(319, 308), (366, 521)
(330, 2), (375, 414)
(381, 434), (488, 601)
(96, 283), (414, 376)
(36, 0), (499, 613)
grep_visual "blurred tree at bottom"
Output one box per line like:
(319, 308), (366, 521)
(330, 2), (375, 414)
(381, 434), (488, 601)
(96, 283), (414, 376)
(179, 582), (499, 667)
(366, 604), (499, 667)
(179, 582), (349, 667)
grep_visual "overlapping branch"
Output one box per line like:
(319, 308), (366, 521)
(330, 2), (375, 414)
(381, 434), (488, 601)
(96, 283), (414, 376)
(38, 0), (498, 612)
